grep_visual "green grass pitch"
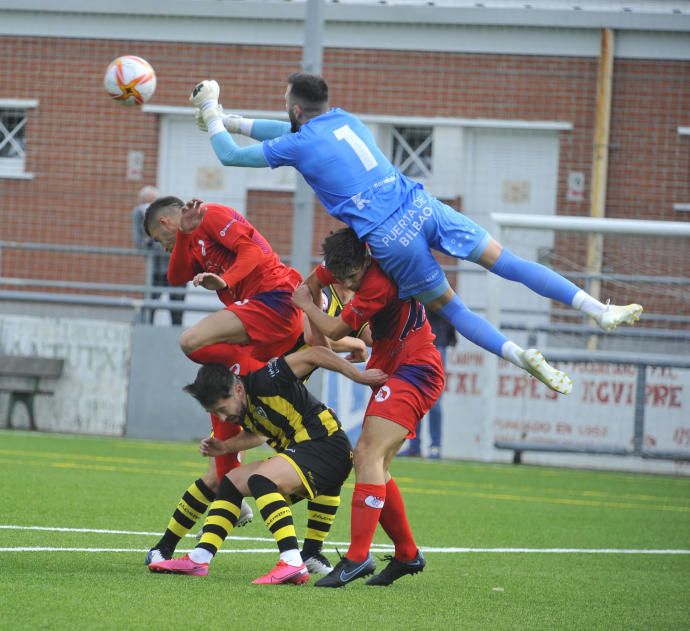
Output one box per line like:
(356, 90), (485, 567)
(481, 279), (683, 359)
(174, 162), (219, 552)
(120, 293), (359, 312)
(1, 429), (688, 631)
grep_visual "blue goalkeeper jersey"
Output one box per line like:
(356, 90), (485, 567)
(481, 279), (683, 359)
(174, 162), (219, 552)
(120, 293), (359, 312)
(261, 108), (420, 237)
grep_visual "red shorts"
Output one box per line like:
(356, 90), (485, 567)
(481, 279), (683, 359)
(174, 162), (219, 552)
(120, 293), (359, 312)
(225, 289), (303, 362)
(211, 414), (243, 481)
(364, 363), (445, 439)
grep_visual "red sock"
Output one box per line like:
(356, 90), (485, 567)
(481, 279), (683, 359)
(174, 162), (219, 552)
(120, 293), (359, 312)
(378, 478), (417, 561)
(346, 483), (386, 562)
(210, 414), (242, 480)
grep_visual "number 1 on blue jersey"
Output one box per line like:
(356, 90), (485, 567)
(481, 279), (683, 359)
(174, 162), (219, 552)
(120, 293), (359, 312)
(333, 124), (378, 172)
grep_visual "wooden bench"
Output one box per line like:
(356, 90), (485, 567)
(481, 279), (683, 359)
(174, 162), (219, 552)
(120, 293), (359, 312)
(0, 355), (65, 430)
(494, 440), (631, 464)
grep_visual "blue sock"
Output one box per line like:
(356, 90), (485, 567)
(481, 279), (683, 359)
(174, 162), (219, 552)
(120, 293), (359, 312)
(437, 296), (508, 357)
(490, 248), (580, 306)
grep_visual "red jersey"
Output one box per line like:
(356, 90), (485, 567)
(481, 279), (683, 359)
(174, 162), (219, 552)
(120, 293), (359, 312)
(315, 260), (436, 374)
(168, 203), (301, 306)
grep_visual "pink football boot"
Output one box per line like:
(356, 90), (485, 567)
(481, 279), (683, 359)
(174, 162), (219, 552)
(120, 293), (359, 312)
(148, 554), (209, 576)
(252, 560), (309, 585)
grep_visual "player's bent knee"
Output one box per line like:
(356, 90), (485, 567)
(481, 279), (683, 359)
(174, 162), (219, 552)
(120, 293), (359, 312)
(179, 328), (201, 355)
(203, 472), (220, 493)
(353, 441), (385, 470)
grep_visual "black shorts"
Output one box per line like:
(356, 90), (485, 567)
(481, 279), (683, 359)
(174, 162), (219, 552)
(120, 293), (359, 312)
(277, 429), (353, 499)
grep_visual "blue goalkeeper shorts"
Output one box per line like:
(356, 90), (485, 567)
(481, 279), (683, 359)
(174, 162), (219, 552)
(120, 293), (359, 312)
(365, 189), (490, 299)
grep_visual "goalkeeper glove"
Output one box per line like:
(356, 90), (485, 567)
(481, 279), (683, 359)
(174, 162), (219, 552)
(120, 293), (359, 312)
(190, 80), (221, 127)
(194, 106), (245, 134)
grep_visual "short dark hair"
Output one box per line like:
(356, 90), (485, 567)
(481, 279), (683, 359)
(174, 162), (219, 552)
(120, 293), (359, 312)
(288, 72), (329, 113)
(143, 195), (184, 237)
(321, 228), (368, 279)
(183, 363), (239, 409)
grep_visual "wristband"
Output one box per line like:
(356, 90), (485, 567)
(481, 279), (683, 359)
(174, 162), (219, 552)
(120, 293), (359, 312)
(207, 118), (226, 137)
(237, 118), (254, 136)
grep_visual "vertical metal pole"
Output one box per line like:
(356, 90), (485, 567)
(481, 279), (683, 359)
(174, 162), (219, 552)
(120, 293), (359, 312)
(586, 28), (614, 350)
(295, 0), (324, 400)
(633, 363), (647, 454)
(302, 0), (324, 75)
(291, 0), (323, 280)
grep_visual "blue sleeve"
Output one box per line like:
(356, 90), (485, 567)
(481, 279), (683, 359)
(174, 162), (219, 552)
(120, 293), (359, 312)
(250, 119), (291, 141)
(210, 132), (269, 168)
(262, 133), (299, 169)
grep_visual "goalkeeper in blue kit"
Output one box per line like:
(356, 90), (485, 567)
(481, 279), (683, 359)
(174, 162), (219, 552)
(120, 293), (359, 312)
(190, 73), (643, 395)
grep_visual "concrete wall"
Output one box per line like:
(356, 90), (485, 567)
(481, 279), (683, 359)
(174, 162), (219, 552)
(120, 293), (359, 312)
(125, 324), (212, 442)
(0, 315), (213, 441)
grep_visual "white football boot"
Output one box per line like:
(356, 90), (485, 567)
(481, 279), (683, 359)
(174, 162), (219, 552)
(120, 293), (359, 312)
(236, 498), (254, 527)
(593, 302), (643, 333)
(520, 349), (572, 395)
(302, 552), (333, 575)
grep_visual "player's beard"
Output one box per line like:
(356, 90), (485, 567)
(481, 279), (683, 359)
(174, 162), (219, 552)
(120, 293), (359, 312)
(237, 400), (247, 422)
(289, 109), (300, 133)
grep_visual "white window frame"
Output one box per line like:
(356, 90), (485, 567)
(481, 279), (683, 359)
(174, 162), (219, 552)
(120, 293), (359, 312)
(390, 125), (433, 180)
(0, 98), (38, 180)
(365, 114), (572, 200)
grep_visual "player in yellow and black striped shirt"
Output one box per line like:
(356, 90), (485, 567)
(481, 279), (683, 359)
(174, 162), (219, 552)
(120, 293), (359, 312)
(144, 281), (369, 576)
(149, 345), (386, 585)
(288, 282), (371, 370)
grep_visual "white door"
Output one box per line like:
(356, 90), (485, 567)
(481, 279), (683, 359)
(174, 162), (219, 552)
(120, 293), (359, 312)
(460, 128), (561, 347)
(156, 114), (252, 211)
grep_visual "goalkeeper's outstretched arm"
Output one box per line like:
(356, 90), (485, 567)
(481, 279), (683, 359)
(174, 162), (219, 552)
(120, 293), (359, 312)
(209, 131), (269, 168)
(195, 107), (290, 140)
(191, 79), (271, 168)
(247, 119), (291, 140)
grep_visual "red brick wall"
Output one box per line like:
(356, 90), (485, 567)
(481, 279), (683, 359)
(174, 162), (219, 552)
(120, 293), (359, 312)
(1, 36), (688, 312)
(245, 190), (347, 265)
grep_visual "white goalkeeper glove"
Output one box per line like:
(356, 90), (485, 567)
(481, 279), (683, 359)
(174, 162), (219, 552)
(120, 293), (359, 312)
(190, 80), (221, 127)
(194, 106), (245, 134)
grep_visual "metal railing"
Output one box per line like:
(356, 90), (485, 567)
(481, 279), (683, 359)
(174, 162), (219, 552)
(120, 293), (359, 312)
(493, 350), (690, 463)
(0, 240), (309, 323)
(484, 214), (690, 463)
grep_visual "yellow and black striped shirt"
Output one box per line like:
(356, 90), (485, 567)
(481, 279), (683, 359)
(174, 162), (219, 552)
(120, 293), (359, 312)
(239, 355), (342, 452)
(288, 284), (368, 381)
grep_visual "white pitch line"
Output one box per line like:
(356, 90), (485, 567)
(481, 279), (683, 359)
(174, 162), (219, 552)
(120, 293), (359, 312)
(0, 525), (164, 537)
(0, 524), (392, 550)
(1, 546), (688, 555)
(0, 547), (313, 554)
(419, 547), (690, 554)
(2, 525), (688, 555)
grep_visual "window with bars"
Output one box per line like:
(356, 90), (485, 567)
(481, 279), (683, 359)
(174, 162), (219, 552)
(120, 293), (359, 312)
(0, 104), (33, 178)
(390, 126), (433, 179)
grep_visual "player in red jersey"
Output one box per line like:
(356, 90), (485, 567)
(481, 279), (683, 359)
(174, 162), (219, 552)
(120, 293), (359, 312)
(144, 196), (303, 364)
(292, 227), (445, 587)
(142, 196), (303, 564)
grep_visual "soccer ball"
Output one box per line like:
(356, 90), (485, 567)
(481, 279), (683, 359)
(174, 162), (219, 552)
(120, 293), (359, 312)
(103, 55), (156, 106)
